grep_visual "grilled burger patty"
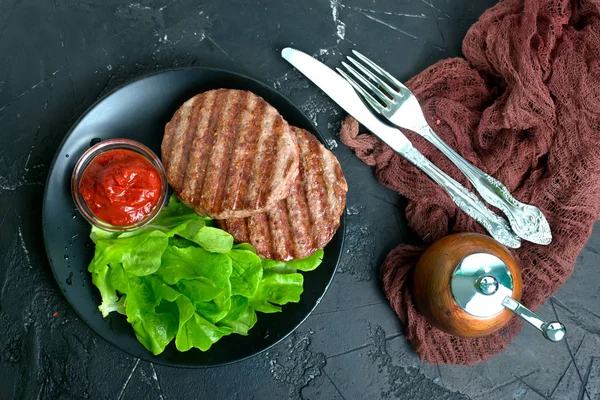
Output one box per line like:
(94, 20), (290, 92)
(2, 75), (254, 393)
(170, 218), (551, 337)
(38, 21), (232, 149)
(218, 127), (348, 261)
(161, 89), (300, 219)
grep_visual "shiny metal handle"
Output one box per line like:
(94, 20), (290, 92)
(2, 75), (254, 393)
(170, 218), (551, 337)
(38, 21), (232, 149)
(502, 297), (566, 342)
(403, 146), (521, 248)
(420, 126), (552, 245)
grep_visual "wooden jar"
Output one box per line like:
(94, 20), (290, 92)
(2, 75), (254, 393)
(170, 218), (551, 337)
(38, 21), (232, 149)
(412, 233), (522, 337)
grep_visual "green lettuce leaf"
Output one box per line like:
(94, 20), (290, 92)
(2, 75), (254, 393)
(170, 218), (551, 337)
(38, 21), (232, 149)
(285, 249), (324, 272)
(90, 230), (168, 277)
(228, 248), (263, 297)
(158, 246), (232, 286)
(87, 194), (325, 355)
(218, 295), (257, 335)
(109, 267), (180, 354)
(250, 270), (304, 313)
(174, 295), (233, 352)
(88, 259), (122, 317)
(147, 195), (208, 230)
(158, 246), (233, 323)
(187, 226), (234, 253)
(168, 236), (199, 248)
(262, 249), (324, 273)
(175, 279), (231, 324)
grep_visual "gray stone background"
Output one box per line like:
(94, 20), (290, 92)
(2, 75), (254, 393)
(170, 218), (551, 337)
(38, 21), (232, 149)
(0, 0), (598, 398)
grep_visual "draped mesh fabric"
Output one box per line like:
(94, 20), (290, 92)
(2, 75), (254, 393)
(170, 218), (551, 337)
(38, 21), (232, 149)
(340, 0), (600, 364)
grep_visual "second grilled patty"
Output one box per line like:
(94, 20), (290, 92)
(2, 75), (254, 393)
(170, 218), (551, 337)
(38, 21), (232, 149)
(218, 127), (347, 261)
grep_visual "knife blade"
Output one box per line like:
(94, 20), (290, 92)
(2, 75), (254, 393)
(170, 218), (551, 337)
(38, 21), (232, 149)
(281, 47), (412, 154)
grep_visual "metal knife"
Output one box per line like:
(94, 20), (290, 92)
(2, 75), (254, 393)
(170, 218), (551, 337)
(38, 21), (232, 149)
(281, 47), (521, 248)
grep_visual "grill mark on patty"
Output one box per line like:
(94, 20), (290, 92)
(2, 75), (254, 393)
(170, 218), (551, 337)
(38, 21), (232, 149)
(176, 91), (215, 201)
(234, 219), (249, 243)
(221, 99), (266, 212)
(320, 147), (345, 240)
(167, 96), (201, 191)
(266, 209), (285, 260)
(288, 168), (316, 255)
(273, 201), (296, 260)
(297, 131), (324, 252)
(317, 146), (334, 223)
(177, 96), (208, 191)
(303, 132), (328, 241)
(325, 145), (347, 241)
(283, 196), (300, 258)
(250, 213), (274, 259)
(186, 89), (227, 207)
(244, 106), (276, 210)
(161, 101), (187, 171)
(199, 91), (246, 213)
(227, 101), (269, 210)
(210, 91), (251, 214)
(294, 132), (315, 232)
(270, 120), (299, 206)
(255, 116), (283, 209)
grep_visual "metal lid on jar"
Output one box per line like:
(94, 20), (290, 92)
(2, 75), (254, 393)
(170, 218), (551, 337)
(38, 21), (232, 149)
(450, 253), (514, 318)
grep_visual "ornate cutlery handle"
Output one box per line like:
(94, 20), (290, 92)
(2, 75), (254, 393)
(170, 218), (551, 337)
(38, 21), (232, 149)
(420, 126), (551, 245)
(403, 146), (521, 249)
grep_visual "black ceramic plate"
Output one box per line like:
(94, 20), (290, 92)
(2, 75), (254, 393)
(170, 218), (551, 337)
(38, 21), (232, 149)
(42, 68), (345, 367)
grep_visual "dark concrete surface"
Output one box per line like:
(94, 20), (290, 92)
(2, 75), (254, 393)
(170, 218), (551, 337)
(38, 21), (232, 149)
(1, 0), (599, 399)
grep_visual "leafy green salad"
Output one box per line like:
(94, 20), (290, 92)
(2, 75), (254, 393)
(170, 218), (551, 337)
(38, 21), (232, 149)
(87, 195), (323, 355)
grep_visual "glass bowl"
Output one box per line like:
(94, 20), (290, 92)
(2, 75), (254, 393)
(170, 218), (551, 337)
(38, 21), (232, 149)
(71, 138), (168, 232)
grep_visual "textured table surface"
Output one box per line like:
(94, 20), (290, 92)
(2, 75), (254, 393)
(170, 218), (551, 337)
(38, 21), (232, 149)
(1, 0), (599, 399)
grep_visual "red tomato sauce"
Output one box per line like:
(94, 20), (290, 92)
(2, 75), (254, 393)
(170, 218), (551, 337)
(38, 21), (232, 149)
(79, 149), (162, 226)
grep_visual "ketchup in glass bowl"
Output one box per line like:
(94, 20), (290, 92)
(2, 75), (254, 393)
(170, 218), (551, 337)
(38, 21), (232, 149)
(72, 139), (168, 231)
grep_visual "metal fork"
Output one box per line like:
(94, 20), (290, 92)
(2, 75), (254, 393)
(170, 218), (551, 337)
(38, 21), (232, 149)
(337, 50), (552, 245)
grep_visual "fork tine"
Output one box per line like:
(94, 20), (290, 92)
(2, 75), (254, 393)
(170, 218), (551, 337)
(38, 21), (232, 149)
(336, 68), (385, 114)
(352, 50), (406, 90)
(347, 56), (397, 98)
(341, 61), (390, 105)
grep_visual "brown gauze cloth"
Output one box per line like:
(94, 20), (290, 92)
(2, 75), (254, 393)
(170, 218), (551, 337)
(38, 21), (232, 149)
(340, 0), (600, 365)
